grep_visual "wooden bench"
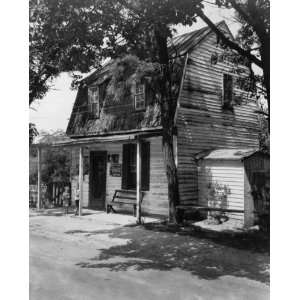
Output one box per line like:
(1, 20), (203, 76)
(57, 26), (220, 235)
(106, 189), (144, 216)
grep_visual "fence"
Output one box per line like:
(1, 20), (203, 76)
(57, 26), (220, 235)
(29, 184), (46, 208)
(47, 182), (71, 207)
(29, 182), (71, 208)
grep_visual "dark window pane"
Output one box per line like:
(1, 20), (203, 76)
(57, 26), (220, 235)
(122, 142), (150, 191)
(223, 74), (233, 109)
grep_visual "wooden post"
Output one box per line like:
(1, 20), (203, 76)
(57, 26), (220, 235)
(136, 139), (142, 224)
(37, 147), (42, 210)
(78, 146), (84, 216)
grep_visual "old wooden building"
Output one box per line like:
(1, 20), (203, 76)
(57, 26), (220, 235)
(195, 149), (269, 227)
(57, 21), (260, 221)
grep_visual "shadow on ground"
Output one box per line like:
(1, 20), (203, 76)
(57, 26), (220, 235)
(30, 209), (94, 217)
(66, 222), (269, 284)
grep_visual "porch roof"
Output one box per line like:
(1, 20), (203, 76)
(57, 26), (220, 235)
(194, 148), (263, 161)
(32, 127), (162, 148)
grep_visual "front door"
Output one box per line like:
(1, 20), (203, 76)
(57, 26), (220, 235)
(90, 151), (107, 209)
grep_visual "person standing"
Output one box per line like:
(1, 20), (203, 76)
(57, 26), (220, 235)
(62, 186), (70, 215)
(74, 184), (80, 216)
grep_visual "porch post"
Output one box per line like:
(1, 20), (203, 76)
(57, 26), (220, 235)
(37, 147), (42, 210)
(136, 139), (142, 224)
(78, 146), (84, 216)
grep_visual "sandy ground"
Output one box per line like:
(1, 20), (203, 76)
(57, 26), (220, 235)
(30, 209), (269, 300)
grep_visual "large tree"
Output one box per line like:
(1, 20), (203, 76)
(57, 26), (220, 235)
(30, 0), (270, 222)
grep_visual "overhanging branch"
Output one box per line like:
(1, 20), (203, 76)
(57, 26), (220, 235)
(197, 10), (263, 69)
(227, 0), (265, 39)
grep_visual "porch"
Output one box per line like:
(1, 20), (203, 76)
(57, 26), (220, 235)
(32, 128), (169, 222)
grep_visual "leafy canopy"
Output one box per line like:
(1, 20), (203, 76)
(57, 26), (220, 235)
(30, 0), (269, 106)
(29, 0), (204, 104)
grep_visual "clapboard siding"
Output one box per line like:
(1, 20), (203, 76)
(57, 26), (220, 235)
(176, 24), (259, 205)
(70, 137), (168, 215)
(142, 136), (169, 215)
(198, 160), (245, 222)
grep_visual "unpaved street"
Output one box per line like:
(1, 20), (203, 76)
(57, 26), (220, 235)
(30, 209), (269, 300)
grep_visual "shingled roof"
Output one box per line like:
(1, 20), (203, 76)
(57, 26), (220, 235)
(168, 24), (211, 57)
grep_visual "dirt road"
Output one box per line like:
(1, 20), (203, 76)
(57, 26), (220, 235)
(30, 209), (269, 300)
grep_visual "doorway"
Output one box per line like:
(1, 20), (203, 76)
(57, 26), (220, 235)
(89, 151), (107, 209)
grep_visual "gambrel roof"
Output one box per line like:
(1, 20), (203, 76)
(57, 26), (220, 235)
(168, 21), (232, 57)
(66, 21), (232, 138)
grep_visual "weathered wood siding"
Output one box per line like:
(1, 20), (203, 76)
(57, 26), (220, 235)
(143, 137), (169, 215)
(176, 25), (260, 205)
(70, 137), (168, 215)
(198, 160), (245, 223)
(244, 154), (270, 226)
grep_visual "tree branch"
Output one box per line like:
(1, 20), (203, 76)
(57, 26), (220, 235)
(227, 0), (264, 37)
(197, 10), (263, 69)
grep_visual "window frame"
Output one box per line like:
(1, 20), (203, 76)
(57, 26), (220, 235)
(88, 85), (100, 118)
(222, 73), (234, 110)
(134, 83), (146, 111)
(222, 72), (252, 110)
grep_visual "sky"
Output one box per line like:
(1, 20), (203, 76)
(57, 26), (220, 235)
(29, 4), (238, 133)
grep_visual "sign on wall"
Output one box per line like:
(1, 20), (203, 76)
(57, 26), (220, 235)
(110, 163), (122, 177)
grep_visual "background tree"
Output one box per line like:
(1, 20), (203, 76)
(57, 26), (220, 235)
(29, 123), (39, 145)
(29, 0), (270, 221)
(29, 130), (71, 185)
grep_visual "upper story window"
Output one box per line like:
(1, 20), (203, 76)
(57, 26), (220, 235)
(134, 83), (146, 110)
(222, 73), (253, 110)
(88, 81), (108, 118)
(223, 74), (234, 110)
(88, 86), (99, 118)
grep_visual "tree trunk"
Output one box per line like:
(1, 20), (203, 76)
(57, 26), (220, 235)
(260, 37), (270, 133)
(161, 119), (179, 223)
(154, 26), (180, 223)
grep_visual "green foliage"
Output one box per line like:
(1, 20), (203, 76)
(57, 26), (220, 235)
(41, 148), (71, 184)
(29, 130), (71, 185)
(110, 55), (140, 83)
(107, 55), (141, 102)
(29, 0), (109, 104)
(216, 1), (269, 99)
(29, 0), (204, 105)
(105, 54), (184, 106)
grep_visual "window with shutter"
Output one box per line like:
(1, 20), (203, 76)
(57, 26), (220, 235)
(223, 74), (233, 110)
(141, 142), (150, 191)
(122, 144), (136, 189)
(121, 142), (150, 191)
